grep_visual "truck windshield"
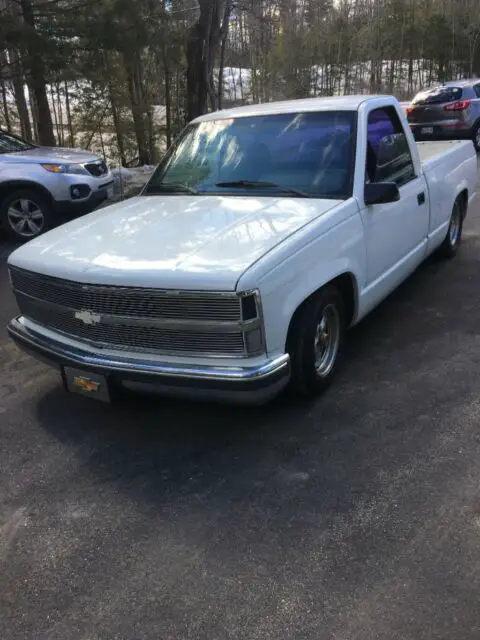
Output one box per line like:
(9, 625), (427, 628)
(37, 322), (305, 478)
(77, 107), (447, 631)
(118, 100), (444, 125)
(145, 111), (356, 199)
(0, 130), (35, 153)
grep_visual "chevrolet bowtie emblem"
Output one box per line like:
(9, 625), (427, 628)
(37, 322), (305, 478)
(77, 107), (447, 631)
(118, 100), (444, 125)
(75, 310), (101, 325)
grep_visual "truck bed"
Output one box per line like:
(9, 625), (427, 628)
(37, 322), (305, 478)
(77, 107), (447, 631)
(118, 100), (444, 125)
(417, 140), (474, 171)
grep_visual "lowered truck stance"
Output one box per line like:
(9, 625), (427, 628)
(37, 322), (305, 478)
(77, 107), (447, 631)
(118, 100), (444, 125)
(6, 95), (478, 405)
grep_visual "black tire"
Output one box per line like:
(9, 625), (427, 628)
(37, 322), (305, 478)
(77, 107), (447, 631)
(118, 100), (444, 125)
(287, 285), (346, 398)
(473, 123), (480, 153)
(437, 197), (464, 260)
(0, 189), (53, 242)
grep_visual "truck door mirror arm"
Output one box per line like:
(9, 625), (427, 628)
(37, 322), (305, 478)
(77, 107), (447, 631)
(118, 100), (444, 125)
(364, 181), (400, 206)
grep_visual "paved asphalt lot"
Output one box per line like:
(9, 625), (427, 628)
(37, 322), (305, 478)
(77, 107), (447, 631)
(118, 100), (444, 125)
(2, 176), (480, 640)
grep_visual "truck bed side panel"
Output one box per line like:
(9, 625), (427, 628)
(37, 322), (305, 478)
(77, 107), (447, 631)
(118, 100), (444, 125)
(420, 140), (477, 250)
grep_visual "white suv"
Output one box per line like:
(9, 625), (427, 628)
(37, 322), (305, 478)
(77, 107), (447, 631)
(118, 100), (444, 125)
(0, 130), (114, 241)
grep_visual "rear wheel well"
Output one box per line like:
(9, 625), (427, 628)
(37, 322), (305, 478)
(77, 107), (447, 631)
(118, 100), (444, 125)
(458, 188), (468, 216)
(286, 273), (357, 350)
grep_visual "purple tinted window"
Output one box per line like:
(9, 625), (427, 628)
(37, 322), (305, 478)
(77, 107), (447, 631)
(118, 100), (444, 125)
(367, 110), (395, 153)
(366, 107), (415, 185)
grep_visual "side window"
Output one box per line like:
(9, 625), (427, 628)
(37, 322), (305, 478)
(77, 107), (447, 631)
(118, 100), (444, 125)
(366, 107), (416, 187)
(474, 85), (480, 98)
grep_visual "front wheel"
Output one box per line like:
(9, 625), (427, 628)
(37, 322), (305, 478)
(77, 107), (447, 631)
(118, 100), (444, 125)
(437, 198), (464, 260)
(0, 189), (53, 242)
(287, 285), (346, 398)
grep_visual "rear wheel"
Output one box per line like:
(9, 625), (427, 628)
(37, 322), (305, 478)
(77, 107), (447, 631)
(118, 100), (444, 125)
(437, 197), (464, 260)
(0, 189), (53, 242)
(287, 285), (346, 398)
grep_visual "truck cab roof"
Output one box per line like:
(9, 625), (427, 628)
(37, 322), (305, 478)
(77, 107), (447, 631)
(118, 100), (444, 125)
(192, 95), (397, 122)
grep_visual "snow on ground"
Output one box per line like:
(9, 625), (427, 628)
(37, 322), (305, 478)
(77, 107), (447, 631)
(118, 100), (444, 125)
(110, 165), (156, 197)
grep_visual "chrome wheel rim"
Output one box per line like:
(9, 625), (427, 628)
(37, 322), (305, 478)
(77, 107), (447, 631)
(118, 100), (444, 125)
(449, 202), (461, 246)
(314, 304), (340, 378)
(7, 198), (44, 238)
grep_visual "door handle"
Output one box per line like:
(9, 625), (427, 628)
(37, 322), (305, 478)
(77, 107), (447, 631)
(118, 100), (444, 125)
(417, 192), (425, 205)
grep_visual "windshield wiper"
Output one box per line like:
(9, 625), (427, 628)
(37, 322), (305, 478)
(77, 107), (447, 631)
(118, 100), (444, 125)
(215, 180), (311, 198)
(146, 182), (198, 195)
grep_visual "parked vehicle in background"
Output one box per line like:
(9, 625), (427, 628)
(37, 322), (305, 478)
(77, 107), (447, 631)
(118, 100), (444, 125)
(0, 130), (114, 242)
(6, 95), (478, 406)
(406, 80), (480, 151)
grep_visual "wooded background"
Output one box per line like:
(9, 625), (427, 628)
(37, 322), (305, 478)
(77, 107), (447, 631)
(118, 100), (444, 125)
(1, 0), (480, 165)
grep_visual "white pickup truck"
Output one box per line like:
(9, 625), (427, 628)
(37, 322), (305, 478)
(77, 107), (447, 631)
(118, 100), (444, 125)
(6, 95), (478, 405)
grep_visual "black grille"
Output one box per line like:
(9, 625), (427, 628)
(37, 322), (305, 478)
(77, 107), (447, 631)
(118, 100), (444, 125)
(84, 160), (108, 177)
(15, 294), (246, 355)
(10, 268), (242, 323)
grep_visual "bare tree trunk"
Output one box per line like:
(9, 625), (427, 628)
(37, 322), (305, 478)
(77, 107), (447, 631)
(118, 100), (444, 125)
(64, 81), (75, 147)
(56, 82), (64, 146)
(50, 83), (60, 143)
(186, 0), (226, 121)
(27, 81), (38, 140)
(104, 52), (126, 165)
(99, 124), (106, 158)
(0, 75), (11, 131)
(124, 54), (149, 165)
(159, 0), (172, 147)
(388, 59), (395, 94)
(20, 0), (55, 146)
(9, 51), (32, 140)
(217, 0), (232, 110)
(164, 59), (172, 147)
(137, 64), (155, 163)
(147, 108), (156, 164)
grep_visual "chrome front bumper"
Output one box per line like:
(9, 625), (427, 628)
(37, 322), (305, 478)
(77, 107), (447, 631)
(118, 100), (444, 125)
(7, 316), (291, 404)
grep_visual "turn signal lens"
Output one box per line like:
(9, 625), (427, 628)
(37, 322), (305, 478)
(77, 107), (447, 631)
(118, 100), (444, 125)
(245, 328), (263, 354)
(41, 163), (65, 173)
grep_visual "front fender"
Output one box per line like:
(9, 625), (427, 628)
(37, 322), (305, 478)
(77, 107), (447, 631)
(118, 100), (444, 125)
(255, 212), (366, 356)
(0, 174), (56, 204)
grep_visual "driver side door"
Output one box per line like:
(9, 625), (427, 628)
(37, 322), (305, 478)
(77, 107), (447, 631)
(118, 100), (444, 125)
(360, 106), (429, 292)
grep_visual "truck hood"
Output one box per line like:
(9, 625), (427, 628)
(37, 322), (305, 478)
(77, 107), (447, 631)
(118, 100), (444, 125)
(1, 146), (101, 165)
(8, 194), (342, 290)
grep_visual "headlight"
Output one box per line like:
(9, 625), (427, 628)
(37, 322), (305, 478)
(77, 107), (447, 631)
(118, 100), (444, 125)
(239, 290), (264, 355)
(240, 291), (260, 321)
(41, 163), (89, 175)
(66, 163), (90, 175)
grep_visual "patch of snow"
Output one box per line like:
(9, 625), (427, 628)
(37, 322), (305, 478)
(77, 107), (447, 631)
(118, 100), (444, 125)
(110, 165), (155, 195)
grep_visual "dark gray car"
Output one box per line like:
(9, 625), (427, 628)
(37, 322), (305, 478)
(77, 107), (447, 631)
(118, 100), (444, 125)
(407, 80), (480, 151)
